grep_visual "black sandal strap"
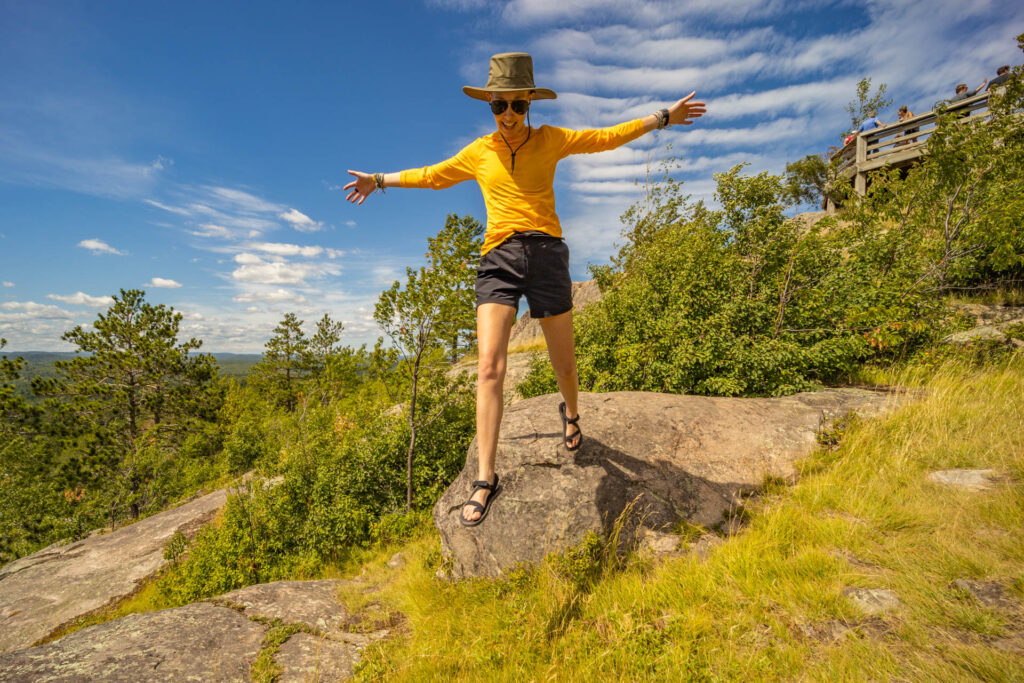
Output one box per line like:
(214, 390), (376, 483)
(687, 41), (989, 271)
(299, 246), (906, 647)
(462, 500), (485, 512)
(471, 480), (495, 491)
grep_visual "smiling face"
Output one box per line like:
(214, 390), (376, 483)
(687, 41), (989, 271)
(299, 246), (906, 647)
(488, 89), (533, 138)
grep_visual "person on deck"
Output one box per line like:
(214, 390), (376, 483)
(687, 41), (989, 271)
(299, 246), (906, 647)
(343, 53), (705, 526)
(894, 105), (917, 146)
(987, 65), (1012, 91)
(950, 79), (987, 103)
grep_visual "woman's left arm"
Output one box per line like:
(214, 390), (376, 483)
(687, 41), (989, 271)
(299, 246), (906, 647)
(641, 91), (707, 132)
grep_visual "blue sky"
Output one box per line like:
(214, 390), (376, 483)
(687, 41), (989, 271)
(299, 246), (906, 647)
(1, 0), (1021, 352)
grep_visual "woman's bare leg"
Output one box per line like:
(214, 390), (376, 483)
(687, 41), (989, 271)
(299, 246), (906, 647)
(465, 302), (517, 522)
(538, 309), (580, 448)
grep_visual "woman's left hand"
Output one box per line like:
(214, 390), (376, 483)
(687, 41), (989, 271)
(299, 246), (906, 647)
(667, 92), (706, 125)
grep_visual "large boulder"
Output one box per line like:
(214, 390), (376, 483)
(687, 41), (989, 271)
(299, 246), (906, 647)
(433, 389), (897, 579)
(0, 579), (393, 681)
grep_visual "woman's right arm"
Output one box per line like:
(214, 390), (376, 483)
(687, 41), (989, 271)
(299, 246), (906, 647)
(343, 142), (479, 205)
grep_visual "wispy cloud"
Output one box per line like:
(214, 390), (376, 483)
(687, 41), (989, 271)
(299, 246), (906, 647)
(2, 281), (13, 288)
(77, 238), (125, 255)
(47, 292), (114, 307)
(279, 208), (324, 233)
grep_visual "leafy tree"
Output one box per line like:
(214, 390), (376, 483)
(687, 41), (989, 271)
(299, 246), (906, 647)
(784, 153), (837, 208)
(250, 312), (309, 410)
(425, 213), (484, 363)
(375, 218), (477, 510)
(32, 289), (219, 524)
(845, 77), (893, 133)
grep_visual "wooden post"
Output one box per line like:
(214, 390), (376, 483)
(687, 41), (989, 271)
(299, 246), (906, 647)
(855, 133), (867, 195)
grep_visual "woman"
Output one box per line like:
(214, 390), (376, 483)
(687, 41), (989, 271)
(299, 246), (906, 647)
(344, 53), (705, 526)
(895, 105), (918, 146)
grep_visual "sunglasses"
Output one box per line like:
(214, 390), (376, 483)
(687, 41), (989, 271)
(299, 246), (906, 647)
(489, 99), (530, 115)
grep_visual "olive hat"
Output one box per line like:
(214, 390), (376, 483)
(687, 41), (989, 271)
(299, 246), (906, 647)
(462, 52), (557, 101)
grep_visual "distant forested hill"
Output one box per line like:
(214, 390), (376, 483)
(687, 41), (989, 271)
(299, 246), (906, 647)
(4, 351), (261, 400)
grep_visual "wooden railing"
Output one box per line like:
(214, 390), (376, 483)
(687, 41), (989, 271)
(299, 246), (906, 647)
(829, 90), (994, 201)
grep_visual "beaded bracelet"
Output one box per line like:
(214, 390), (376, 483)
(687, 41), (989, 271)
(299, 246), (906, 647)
(373, 172), (386, 193)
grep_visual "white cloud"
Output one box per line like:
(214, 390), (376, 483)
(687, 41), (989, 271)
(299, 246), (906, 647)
(247, 241), (324, 258)
(345, 220), (357, 227)
(230, 254), (326, 285)
(147, 277), (183, 289)
(206, 186), (284, 214)
(0, 301), (76, 320)
(233, 288), (309, 304)
(2, 281), (13, 287)
(46, 292), (114, 307)
(244, 306), (262, 313)
(77, 238), (125, 255)
(279, 208), (325, 232)
(190, 223), (234, 239)
(144, 199), (192, 215)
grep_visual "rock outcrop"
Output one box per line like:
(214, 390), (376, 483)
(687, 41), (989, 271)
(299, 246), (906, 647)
(433, 388), (897, 579)
(0, 579), (393, 681)
(0, 488), (230, 653)
(507, 279), (602, 349)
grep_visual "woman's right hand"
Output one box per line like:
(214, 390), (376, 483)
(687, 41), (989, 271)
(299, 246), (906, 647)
(343, 170), (376, 205)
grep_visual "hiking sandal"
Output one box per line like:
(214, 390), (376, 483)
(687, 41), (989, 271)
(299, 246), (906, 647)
(459, 473), (501, 527)
(559, 401), (582, 451)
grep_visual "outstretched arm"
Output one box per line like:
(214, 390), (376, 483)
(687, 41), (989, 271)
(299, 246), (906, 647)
(641, 91), (707, 132)
(343, 171), (401, 206)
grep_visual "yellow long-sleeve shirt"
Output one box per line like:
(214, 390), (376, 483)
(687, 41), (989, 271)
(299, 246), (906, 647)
(399, 119), (648, 255)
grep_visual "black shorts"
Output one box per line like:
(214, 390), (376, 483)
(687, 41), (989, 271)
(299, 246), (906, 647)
(475, 231), (573, 318)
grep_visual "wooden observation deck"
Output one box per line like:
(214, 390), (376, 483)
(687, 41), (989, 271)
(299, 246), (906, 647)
(827, 91), (995, 210)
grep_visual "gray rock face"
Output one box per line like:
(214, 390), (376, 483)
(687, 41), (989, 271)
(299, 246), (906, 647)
(0, 602), (264, 682)
(214, 579), (349, 633)
(0, 579), (393, 682)
(433, 388), (896, 579)
(0, 488), (230, 653)
(276, 632), (359, 683)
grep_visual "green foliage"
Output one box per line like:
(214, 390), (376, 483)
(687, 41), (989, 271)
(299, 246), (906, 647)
(849, 63), (1024, 295)
(248, 312), (310, 410)
(374, 215), (482, 510)
(426, 213), (485, 363)
(784, 152), (837, 208)
(844, 76), (892, 132)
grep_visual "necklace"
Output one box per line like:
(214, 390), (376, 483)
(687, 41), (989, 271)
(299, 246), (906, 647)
(498, 124), (531, 174)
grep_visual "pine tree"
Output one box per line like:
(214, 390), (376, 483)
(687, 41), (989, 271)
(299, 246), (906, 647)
(32, 289), (218, 525)
(251, 312), (310, 410)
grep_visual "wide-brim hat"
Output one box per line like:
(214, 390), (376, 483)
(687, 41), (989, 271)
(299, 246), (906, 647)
(462, 52), (557, 101)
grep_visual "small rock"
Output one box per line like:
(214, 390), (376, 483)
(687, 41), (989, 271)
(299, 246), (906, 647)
(952, 579), (1019, 610)
(942, 326), (1006, 344)
(688, 534), (724, 561)
(842, 587), (900, 615)
(796, 619), (853, 643)
(927, 469), (998, 491)
(638, 529), (684, 557)
(387, 552), (405, 569)
(276, 632), (360, 683)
